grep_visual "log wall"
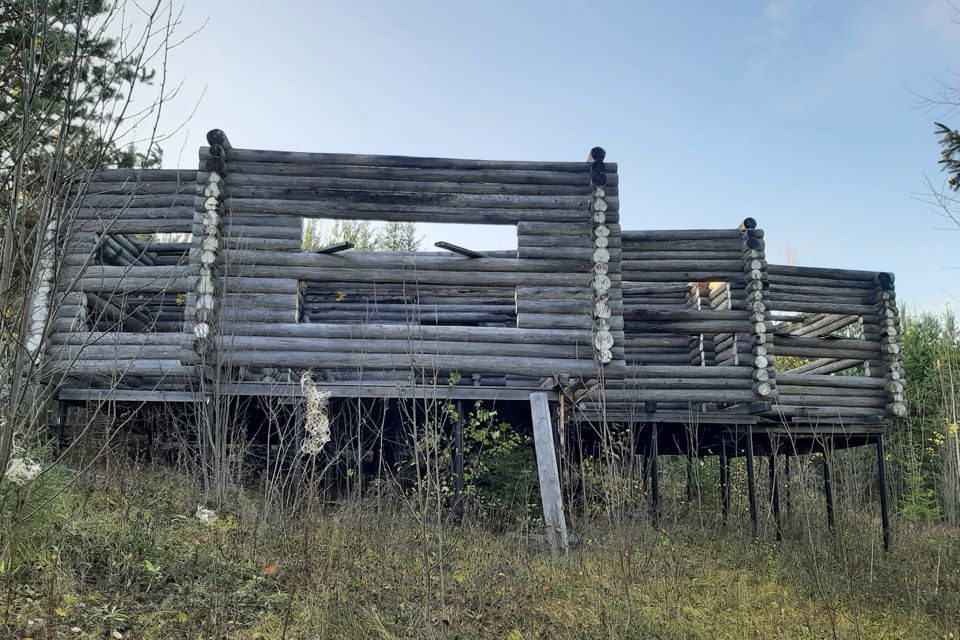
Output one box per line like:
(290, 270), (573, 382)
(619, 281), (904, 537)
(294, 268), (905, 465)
(45, 132), (904, 427)
(190, 143), (622, 379)
(48, 169), (197, 385)
(765, 264), (905, 418)
(580, 226), (767, 410)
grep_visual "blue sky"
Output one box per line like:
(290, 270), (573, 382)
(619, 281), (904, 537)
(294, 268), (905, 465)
(152, 0), (960, 311)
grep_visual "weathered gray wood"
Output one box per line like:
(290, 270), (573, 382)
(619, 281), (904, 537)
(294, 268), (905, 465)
(222, 171), (611, 196)
(530, 392), (568, 556)
(226, 250), (579, 273)
(216, 351), (606, 377)
(774, 373), (885, 389)
(214, 336), (583, 358)
(222, 162), (619, 187)
(579, 389), (760, 403)
(622, 229), (743, 241)
(229, 265), (592, 287)
(208, 147), (616, 172)
(767, 264), (880, 282)
(435, 241), (486, 258)
(788, 358), (864, 375)
(220, 322), (592, 343)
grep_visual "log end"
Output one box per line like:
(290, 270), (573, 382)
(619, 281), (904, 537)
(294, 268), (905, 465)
(206, 129), (232, 150)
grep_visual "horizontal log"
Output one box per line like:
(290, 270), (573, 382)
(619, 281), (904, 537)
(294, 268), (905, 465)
(47, 344), (187, 360)
(214, 336), (586, 359)
(624, 320), (753, 334)
(776, 385), (887, 398)
(75, 194), (195, 209)
(223, 238), (301, 251)
(516, 286), (592, 301)
(211, 147), (615, 173)
(219, 322), (592, 344)
(621, 283), (692, 295)
(225, 249), (581, 274)
(221, 171), (610, 197)
(71, 276), (196, 293)
(65, 265), (193, 280)
(579, 389), (760, 404)
(517, 246), (599, 261)
(517, 221), (599, 236)
(518, 314), (624, 331)
(221, 198), (603, 224)
(621, 259), (745, 271)
(228, 265), (594, 287)
(767, 283), (879, 299)
(773, 373), (885, 389)
(222, 162), (619, 187)
(621, 271), (746, 283)
(773, 395), (886, 409)
(219, 308), (298, 322)
(626, 353), (698, 365)
(621, 251), (745, 261)
(300, 311), (514, 324)
(87, 168), (198, 182)
(218, 185), (604, 211)
(602, 378), (753, 390)
(767, 406), (887, 418)
(518, 233), (611, 248)
(43, 358), (193, 377)
(623, 365), (755, 379)
(620, 240), (743, 252)
(767, 264), (881, 282)
(222, 277), (299, 294)
(73, 180), (196, 196)
(218, 350), (608, 378)
(222, 224), (303, 240)
(74, 218), (195, 234)
(628, 309), (749, 322)
(621, 229), (743, 241)
(766, 274), (875, 290)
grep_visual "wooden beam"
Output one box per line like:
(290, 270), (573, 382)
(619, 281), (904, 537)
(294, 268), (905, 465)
(530, 392), (568, 556)
(877, 434), (891, 551)
(434, 241), (486, 258)
(315, 242), (354, 254)
(746, 427), (758, 536)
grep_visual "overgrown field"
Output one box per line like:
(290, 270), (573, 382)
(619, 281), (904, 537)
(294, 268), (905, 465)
(2, 465), (957, 640)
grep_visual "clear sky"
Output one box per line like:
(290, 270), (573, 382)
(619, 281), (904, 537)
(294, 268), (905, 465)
(149, 0), (960, 311)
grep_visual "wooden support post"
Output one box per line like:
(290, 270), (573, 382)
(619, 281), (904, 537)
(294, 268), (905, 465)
(876, 434), (891, 551)
(823, 451), (835, 531)
(530, 392), (568, 556)
(746, 427), (758, 536)
(784, 453), (792, 520)
(641, 451), (650, 492)
(650, 423), (660, 523)
(54, 400), (67, 449)
(720, 440), (730, 524)
(454, 399), (465, 523)
(769, 452), (781, 541)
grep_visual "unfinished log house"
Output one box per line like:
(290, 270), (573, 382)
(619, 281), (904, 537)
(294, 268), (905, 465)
(34, 130), (904, 551)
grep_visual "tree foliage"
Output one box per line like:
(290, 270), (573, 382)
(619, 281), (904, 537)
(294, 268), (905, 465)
(303, 219), (422, 252)
(1, 0), (175, 478)
(935, 122), (960, 191)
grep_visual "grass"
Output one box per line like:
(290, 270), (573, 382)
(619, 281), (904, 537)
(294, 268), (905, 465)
(2, 464), (958, 639)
